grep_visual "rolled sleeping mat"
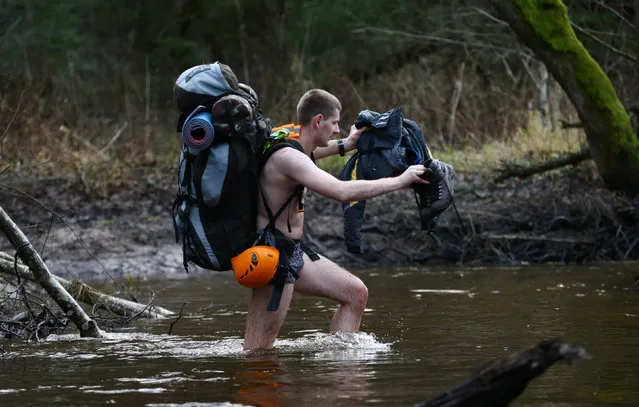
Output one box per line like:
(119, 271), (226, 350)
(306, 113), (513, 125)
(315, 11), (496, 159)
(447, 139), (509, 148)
(182, 105), (215, 151)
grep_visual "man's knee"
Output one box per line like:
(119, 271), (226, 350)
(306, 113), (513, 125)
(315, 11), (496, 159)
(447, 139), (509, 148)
(347, 277), (369, 311)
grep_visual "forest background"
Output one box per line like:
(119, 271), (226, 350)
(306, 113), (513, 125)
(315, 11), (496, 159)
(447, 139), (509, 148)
(3, 0), (639, 178)
(1, 0), (639, 267)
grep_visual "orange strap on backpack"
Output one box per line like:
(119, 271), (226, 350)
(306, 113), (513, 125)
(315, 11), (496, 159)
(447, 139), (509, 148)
(271, 123), (300, 138)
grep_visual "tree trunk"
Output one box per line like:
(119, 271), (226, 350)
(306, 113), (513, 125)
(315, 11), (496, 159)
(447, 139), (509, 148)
(0, 252), (175, 319)
(490, 0), (639, 193)
(0, 206), (103, 338)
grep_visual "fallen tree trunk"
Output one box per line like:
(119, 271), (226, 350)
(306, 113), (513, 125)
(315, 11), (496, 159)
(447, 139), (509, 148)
(495, 147), (591, 182)
(0, 252), (174, 319)
(0, 206), (102, 337)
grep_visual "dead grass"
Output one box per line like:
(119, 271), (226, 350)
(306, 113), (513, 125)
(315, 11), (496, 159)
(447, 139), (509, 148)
(436, 112), (589, 177)
(1, 104), (593, 196)
(1, 97), (179, 198)
(0, 59), (594, 195)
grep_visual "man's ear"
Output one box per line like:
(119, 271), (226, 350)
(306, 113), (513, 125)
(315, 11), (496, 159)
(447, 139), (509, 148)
(313, 113), (323, 129)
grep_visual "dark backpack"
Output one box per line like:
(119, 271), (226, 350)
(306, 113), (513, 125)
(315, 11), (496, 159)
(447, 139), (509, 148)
(172, 62), (271, 272)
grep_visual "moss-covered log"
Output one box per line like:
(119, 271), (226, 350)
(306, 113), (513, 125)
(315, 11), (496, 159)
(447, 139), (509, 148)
(490, 0), (639, 193)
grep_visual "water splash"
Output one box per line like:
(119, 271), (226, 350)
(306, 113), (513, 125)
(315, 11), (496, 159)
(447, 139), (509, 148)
(83, 388), (167, 394)
(276, 331), (393, 359)
(15, 331), (392, 361)
(410, 288), (470, 294)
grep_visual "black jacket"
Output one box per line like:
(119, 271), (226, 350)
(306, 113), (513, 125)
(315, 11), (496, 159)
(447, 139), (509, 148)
(338, 107), (432, 254)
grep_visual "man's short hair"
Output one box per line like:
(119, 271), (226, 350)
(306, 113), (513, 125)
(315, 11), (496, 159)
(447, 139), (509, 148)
(296, 89), (342, 126)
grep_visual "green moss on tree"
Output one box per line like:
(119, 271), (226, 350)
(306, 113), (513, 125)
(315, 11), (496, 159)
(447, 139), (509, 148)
(514, 0), (639, 187)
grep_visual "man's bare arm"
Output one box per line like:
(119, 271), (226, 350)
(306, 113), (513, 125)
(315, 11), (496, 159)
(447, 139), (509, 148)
(313, 125), (364, 160)
(272, 148), (428, 202)
(312, 139), (343, 160)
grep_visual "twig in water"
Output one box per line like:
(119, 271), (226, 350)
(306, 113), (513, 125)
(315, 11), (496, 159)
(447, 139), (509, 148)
(124, 293), (157, 324)
(168, 302), (188, 335)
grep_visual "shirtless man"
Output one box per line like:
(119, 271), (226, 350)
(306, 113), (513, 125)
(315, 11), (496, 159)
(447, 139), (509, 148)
(244, 89), (429, 350)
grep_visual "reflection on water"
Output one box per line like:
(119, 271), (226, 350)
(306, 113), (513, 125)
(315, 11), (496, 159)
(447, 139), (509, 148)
(1, 263), (638, 406)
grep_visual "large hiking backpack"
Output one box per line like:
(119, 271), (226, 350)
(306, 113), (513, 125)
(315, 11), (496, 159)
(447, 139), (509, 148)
(172, 62), (271, 272)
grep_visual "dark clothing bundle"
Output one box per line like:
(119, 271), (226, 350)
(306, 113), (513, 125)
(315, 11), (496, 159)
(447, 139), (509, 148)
(338, 107), (455, 254)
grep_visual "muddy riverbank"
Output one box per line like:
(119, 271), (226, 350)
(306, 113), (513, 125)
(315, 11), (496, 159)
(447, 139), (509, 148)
(1, 166), (638, 282)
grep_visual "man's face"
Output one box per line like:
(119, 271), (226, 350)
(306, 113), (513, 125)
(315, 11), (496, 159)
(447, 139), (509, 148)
(317, 110), (340, 147)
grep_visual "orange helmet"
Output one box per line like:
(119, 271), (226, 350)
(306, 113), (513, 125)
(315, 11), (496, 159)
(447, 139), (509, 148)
(231, 246), (279, 288)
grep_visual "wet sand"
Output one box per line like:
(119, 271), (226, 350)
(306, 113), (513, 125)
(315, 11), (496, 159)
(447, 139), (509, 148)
(1, 168), (637, 282)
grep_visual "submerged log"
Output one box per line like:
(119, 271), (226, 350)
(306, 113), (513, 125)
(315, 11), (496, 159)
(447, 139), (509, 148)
(0, 206), (103, 338)
(415, 338), (589, 407)
(0, 252), (174, 319)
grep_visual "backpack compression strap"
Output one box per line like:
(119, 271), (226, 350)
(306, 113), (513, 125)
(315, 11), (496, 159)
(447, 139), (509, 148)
(173, 149), (196, 273)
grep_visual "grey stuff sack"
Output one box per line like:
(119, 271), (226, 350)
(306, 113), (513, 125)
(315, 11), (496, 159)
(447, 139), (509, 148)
(172, 62), (265, 273)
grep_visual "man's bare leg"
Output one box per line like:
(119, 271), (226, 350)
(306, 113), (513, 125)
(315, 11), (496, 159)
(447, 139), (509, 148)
(244, 284), (294, 350)
(294, 254), (368, 332)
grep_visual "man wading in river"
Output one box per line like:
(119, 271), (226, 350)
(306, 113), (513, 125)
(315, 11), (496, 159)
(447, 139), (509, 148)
(244, 89), (429, 350)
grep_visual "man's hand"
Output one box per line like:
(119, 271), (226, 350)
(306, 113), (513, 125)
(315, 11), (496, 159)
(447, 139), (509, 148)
(398, 164), (429, 188)
(343, 125), (366, 152)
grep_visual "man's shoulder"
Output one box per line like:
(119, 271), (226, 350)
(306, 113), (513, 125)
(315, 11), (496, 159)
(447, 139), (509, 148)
(263, 139), (305, 162)
(266, 143), (307, 168)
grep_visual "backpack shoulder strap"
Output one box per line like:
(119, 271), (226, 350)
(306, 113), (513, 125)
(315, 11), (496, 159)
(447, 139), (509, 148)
(259, 137), (309, 233)
(261, 137), (304, 163)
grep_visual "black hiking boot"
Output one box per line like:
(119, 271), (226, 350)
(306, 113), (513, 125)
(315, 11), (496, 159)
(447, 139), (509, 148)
(414, 158), (455, 231)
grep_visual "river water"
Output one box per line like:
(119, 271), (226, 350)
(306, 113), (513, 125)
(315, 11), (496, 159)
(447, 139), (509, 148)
(1, 263), (638, 406)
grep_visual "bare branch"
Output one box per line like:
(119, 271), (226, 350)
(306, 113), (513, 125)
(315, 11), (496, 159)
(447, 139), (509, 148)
(60, 126), (110, 161)
(592, 0), (635, 30)
(482, 233), (594, 244)
(571, 22), (637, 62)
(560, 120), (584, 129)
(99, 121), (128, 155)
(472, 6), (509, 26)
(352, 26), (526, 55)
(0, 206), (103, 337)
(0, 183), (122, 287)
(0, 252), (175, 318)
(0, 90), (24, 146)
(167, 302), (188, 335)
